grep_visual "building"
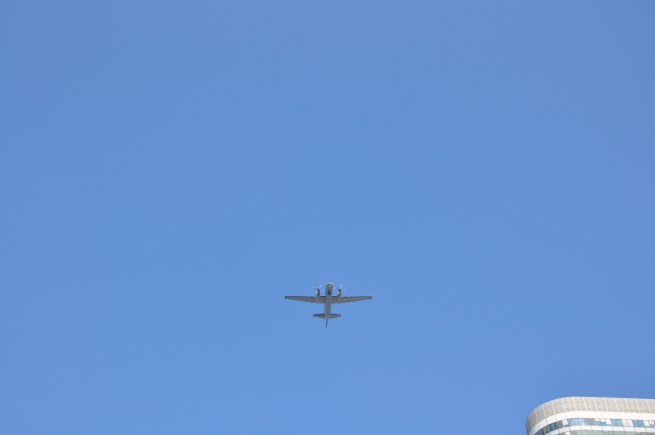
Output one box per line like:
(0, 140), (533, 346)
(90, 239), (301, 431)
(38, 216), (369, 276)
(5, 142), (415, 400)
(526, 397), (655, 435)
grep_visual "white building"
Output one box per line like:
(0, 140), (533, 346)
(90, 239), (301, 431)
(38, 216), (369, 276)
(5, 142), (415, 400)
(526, 397), (655, 435)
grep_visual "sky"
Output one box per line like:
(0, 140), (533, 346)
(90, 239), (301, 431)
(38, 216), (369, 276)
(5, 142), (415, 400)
(1, 1), (654, 434)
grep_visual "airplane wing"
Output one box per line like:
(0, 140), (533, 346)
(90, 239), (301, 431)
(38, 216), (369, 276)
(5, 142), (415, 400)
(285, 296), (325, 303)
(332, 296), (373, 303)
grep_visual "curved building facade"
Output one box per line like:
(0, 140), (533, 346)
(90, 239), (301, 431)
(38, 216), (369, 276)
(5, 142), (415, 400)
(526, 397), (655, 435)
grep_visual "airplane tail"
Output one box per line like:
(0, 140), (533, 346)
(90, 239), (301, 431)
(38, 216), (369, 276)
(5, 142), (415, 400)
(314, 313), (341, 328)
(313, 314), (341, 319)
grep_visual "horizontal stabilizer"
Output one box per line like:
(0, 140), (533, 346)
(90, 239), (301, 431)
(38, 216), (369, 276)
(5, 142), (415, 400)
(313, 313), (341, 319)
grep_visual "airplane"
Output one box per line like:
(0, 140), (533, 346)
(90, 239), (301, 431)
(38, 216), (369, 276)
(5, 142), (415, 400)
(285, 282), (372, 327)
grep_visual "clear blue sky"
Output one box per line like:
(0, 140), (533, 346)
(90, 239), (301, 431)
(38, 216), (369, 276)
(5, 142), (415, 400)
(2, 1), (654, 434)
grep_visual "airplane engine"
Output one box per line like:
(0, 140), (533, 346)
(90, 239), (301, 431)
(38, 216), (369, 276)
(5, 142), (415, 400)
(337, 288), (342, 302)
(315, 289), (320, 298)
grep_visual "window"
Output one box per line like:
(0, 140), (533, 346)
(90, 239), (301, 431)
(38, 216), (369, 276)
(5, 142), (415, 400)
(550, 422), (563, 431)
(633, 420), (645, 428)
(611, 420), (623, 427)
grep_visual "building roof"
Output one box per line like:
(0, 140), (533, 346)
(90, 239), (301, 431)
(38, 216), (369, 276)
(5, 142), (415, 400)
(526, 397), (655, 434)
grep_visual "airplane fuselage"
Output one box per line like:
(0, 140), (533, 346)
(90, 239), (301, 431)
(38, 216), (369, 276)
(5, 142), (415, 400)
(324, 282), (333, 323)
